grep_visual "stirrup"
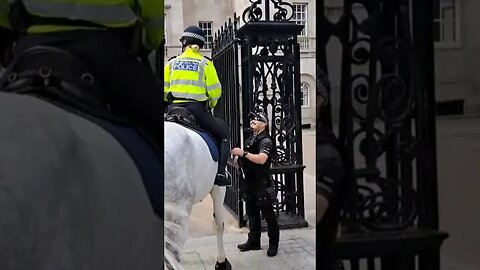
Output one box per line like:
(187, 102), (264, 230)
(214, 173), (231, 186)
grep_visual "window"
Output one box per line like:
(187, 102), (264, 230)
(301, 82), (310, 107)
(292, 3), (308, 36)
(434, 0), (460, 46)
(198, 21), (213, 50)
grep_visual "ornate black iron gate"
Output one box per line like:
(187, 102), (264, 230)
(317, 0), (449, 269)
(212, 1), (308, 229)
(211, 18), (245, 227)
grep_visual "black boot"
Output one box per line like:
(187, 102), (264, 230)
(268, 234), (279, 257)
(237, 238), (261, 251)
(267, 244), (278, 257)
(214, 139), (231, 186)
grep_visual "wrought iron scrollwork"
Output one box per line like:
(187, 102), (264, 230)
(329, 0), (421, 233)
(242, 0), (262, 23)
(317, 0), (446, 267)
(242, 0), (294, 23)
(356, 177), (417, 231)
(271, 179), (287, 211)
(248, 39), (298, 166)
(271, 0), (293, 21)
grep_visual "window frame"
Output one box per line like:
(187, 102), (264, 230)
(300, 82), (310, 108)
(434, 0), (461, 49)
(292, 3), (308, 36)
(198, 21), (214, 50)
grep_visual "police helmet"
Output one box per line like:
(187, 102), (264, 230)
(180, 26), (206, 48)
(248, 111), (269, 124)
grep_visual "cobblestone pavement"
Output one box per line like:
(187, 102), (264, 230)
(181, 228), (316, 270)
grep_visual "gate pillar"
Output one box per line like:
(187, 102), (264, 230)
(237, 0), (307, 229)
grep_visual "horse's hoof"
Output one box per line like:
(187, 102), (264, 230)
(215, 258), (232, 270)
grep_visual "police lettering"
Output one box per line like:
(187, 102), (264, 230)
(173, 60), (199, 71)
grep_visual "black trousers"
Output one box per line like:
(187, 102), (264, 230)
(168, 102), (229, 142)
(14, 29), (164, 143)
(244, 185), (279, 245)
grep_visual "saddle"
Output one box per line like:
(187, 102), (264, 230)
(164, 106), (201, 130)
(0, 45), (106, 111)
(164, 106), (219, 162)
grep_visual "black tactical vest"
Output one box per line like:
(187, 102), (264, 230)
(241, 131), (274, 180)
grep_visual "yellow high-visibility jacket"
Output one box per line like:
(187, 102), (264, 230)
(164, 48), (222, 109)
(0, 0), (163, 50)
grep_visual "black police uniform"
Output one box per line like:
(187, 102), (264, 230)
(238, 130), (280, 254)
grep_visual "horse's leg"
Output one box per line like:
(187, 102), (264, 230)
(210, 185), (232, 270)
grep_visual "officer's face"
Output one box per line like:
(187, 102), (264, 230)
(250, 119), (266, 132)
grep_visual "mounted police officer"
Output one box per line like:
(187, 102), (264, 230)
(164, 25), (231, 186)
(231, 111), (280, 257)
(0, 0), (164, 146)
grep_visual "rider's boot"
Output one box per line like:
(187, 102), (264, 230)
(214, 138), (231, 186)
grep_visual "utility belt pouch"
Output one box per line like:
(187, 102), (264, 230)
(264, 176), (277, 203)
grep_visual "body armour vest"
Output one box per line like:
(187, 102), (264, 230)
(241, 131), (274, 179)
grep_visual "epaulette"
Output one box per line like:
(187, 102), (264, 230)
(204, 56), (212, 61)
(167, 55), (177, 61)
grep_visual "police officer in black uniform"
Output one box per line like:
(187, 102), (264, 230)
(231, 111), (280, 257)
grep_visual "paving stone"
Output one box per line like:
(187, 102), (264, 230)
(181, 228), (316, 269)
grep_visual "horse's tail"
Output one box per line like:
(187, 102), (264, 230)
(164, 202), (190, 270)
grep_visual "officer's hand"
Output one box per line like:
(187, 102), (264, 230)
(231, 147), (244, 157)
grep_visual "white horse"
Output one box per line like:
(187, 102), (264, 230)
(164, 120), (232, 270)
